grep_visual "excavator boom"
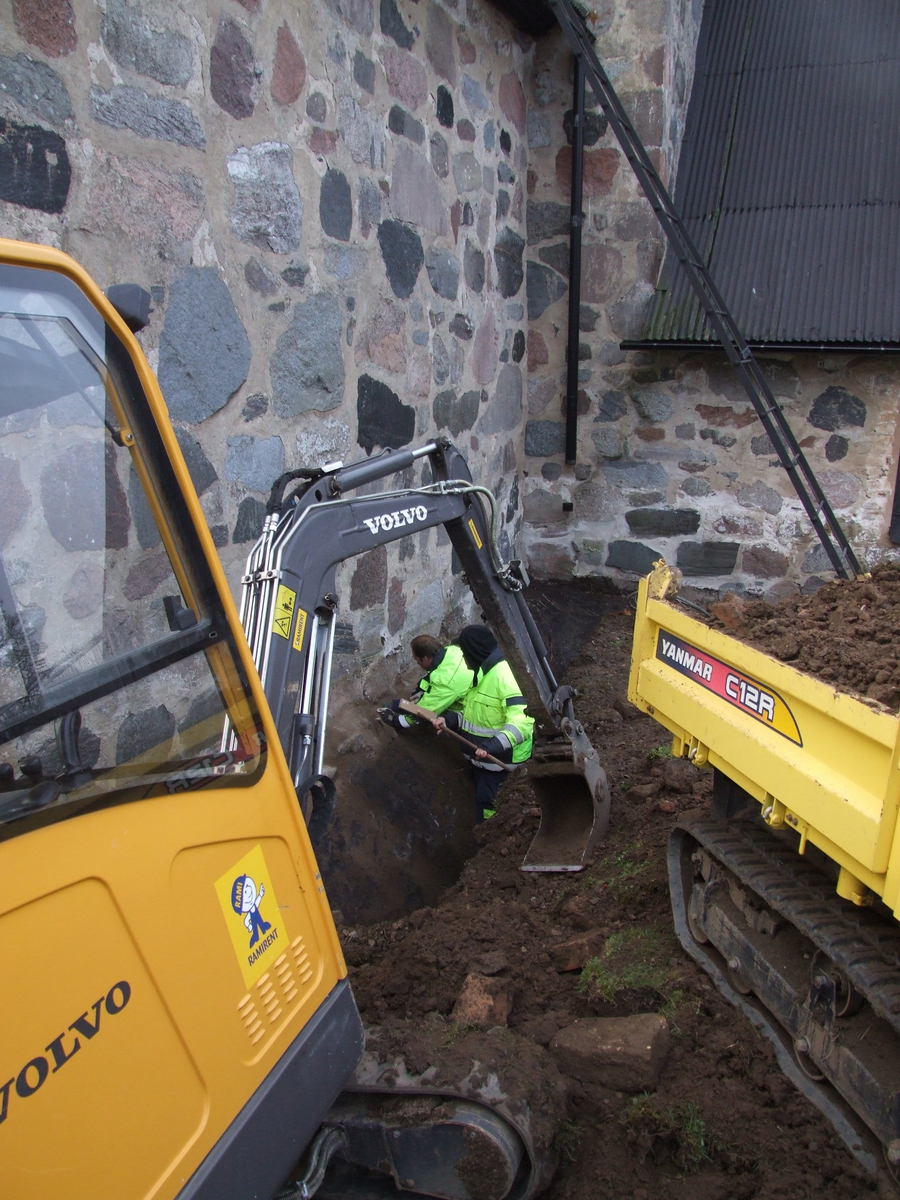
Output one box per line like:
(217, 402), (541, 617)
(236, 436), (609, 872)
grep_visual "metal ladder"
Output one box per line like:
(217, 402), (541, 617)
(547, 0), (861, 580)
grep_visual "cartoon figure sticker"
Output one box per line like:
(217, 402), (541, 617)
(215, 845), (287, 986)
(232, 874), (271, 947)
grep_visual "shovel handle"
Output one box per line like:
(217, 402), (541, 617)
(397, 699), (515, 771)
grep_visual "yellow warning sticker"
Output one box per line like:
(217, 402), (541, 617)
(272, 584), (296, 640)
(468, 518), (483, 549)
(214, 844), (287, 987)
(292, 605), (308, 652)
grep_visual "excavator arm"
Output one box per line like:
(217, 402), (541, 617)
(236, 436), (609, 872)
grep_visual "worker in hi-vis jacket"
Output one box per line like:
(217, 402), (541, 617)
(433, 625), (534, 821)
(379, 634), (473, 730)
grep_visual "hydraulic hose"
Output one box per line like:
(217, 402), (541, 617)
(318, 476), (521, 590)
(415, 480), (514, 585)
(275, 1125), (346, 1200)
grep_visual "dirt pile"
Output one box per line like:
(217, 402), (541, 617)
(340, 601), (883, 1199)
(706, 562), (900, 711)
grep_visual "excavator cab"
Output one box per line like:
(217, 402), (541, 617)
(0, 241), (362, 1200)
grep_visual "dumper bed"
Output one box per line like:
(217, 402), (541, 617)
(629, 562), (900, 1173)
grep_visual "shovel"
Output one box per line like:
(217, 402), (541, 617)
(397, 700), (517, 771)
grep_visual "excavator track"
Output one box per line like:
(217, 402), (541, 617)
(280, 1020), (566, 1200)
(670, 812), (900, 1172)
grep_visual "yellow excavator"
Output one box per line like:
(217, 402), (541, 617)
(0, 237), (364, 1200)
(0, 238), (592, 1200)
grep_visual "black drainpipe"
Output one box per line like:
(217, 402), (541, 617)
(564, 56), (586, 465)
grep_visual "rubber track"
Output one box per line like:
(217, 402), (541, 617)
(685, 818), (900, 1032)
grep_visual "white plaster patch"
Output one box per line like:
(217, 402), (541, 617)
(86, 39), (123, 87)
(191, 220), (219, 268)
(295, 418), (350, 466)
(185, 17), (205, 98)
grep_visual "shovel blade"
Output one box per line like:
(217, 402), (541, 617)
(521, 752), (610, 872)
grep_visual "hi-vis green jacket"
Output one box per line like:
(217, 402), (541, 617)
(417, 644), (472, 716)
(458, 649), (534, 763)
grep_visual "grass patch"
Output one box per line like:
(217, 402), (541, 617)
(439, 1021), (477, 1048)
(622, 1096), (713, 1172)
(648, 743), (673, 762)
(609, 842), (646, 884)
(622, 1096), (756, 1174)
(577, 928), (670, 1003)
(591, 840), (652, 903)
(656, 988), (703, 1036)
(555, 1118), (583, 1164)
(657, 987), (687, 1023)
(568, 842), (649, 900)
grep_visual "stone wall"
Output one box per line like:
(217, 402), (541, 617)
(519, 3), (900, 598)
(3, 0), (895, 641)
(0, 0), (548, 694)
(524, 344), (900, 597)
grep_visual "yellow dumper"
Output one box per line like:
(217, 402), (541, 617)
(629, 561), (900, 1175)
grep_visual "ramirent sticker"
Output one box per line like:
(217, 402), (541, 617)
(656, 630), (802, 746)
(468, 518), (483, 549)
(292, 605), (308, 652)
(215, 845), (287, 987)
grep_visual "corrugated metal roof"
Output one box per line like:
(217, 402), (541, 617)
(642, 0), (900, 347)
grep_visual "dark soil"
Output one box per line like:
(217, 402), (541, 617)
(341, 597), (891, 1200)
(705, 562), (900, 711)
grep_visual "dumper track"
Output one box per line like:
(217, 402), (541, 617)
(669, 813), (900, 1169)
(682, 816), (900, 1033)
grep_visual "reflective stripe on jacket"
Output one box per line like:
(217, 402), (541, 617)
(459, 649), (534, 763)
(417, 644), (473, 715)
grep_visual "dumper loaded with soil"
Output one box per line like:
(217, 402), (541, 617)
(627, 559), (900, 1179)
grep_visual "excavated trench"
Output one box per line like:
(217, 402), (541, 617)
(314, 579), (625, 925)
(310, 564), (900, 924)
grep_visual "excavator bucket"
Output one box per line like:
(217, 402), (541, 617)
(521, 729), (610, 872)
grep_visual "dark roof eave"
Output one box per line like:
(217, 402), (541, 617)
(619, 339), (900, 355)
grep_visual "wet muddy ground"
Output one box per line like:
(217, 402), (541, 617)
(340, 590), (893, 1200)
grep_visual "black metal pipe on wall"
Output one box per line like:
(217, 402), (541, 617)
(565, 56), (586, 465)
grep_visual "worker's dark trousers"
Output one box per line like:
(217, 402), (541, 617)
(470, 761), (507, 819)
(455, 732), (513, 820)
(445, 718), (514, 820)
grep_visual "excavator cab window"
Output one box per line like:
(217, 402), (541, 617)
(0, 263), (265, 839)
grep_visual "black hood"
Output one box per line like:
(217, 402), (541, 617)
(456, 625), (497, 668)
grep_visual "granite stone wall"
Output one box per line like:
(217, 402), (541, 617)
(2, 0), (896, 654)
(0, 0), (549, 694)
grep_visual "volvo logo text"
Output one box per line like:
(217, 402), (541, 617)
(1, 980), (132, 1127)
(363, 506), (428, 536)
